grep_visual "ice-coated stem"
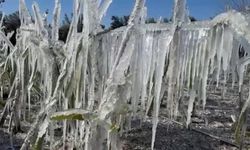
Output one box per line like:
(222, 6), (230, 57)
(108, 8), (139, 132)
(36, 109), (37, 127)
(110, 0), (145, 78)
(98, 0), (113, 22)
(52, 0), (61, 41)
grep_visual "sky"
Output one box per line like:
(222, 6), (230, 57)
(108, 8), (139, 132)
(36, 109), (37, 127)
(0, 0), (224, 26)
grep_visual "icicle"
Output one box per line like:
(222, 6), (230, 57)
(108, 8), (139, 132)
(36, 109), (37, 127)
(173, 0), (188, 25)
(27, 83), (32, 117)
(83, 0), (99, 34)
(140, 6), (147, 24)
(32, 2), (48, 37)
(201, 35), (210, 109)
(141, 32), (153, 111)
(62, 99), (68, 149)
(65, 0), (81, 44)
(52, 0), (61, 41)
(238, 58), (250, 92)
(222, 26), (233, 72)
(0, 12), (4, 28)
(191, 31), (199, 88)
(182, 31), (191, 85)
(131, 39), (140, 115)
(98, 0), (113, 22)
(151, 30), (174, 150)
(185, 30), (194, 89)
(174, 30), (188, 116)
(231, 40), (240, 88)
(145, 32), (157, 116)
(186, 90), (196, 126)
(19, 0), (32, 25)
(215, 25), (224, 87)
(209, 26), (219, 75)
(0, 86), (3, 100)
(84, 122), (91, 150)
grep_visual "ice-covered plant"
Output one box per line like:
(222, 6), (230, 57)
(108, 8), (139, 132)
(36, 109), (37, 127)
(0, 0), (250, 149)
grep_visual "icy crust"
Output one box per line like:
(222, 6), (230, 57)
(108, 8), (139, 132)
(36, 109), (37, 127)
(212, 10), (250, 42)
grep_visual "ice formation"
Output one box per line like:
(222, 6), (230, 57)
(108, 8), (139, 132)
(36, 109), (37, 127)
(0, 0), (250, 149)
